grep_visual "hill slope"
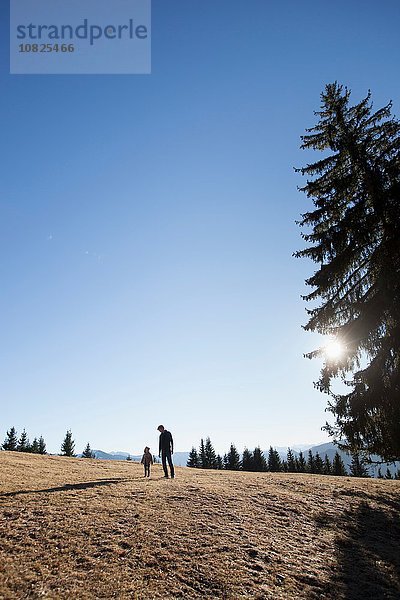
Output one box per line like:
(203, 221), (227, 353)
(1, 452), (399, 599)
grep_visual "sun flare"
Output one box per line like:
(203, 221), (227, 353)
(324, 339), (345, 361)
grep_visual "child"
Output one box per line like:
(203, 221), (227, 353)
(141, 446), (153, 477)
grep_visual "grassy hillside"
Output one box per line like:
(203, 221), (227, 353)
(1, 452), (399, 599)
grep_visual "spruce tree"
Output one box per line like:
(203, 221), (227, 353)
(323, 455), (332, 475)
(187, 447), (199, 468)
(17, 429), (30, 453)
(216, 454), (224, 470)
(31, 438), (40, 454)
(2, 426), (18, 451)
(314, 452), (324, 474)
(296, 451), (307, 473)
(349, 453), (370, 477)
(61, 430), (76, 457)
(204, 437), (217, 469)
(377, 467), (384, 479)
(332, 451), (347, 476)
(296, 83), (400, 462)
(38, 436), (46, 455)
(253, 447), (267, 472)
(307, 450), (315, 474)
(267, 447), (282, 472)
(241, 448), (254, 471)
(286, 448), (296, 473)
(198, 438), (207, 469)
(82, 443), (95, 459)
(224, 443), (241, 470)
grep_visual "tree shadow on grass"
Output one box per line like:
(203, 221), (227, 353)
(315, 492), (400, 599)
(1, 478), (126, 497)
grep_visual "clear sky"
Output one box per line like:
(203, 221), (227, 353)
(1, 1), (400, 456)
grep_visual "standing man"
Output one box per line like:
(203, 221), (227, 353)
(157, 425), (175, 479)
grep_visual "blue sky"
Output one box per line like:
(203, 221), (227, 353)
(1, 1), (400, 455)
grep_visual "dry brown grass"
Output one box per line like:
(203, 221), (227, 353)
(0, 451), (399, 599)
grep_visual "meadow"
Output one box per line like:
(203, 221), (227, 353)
(1, 451), (399, 599)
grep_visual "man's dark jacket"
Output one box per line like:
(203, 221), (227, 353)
(159, 430), (173, 454)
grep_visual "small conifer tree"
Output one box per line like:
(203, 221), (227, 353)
(198, 438), (207, 469)
(307, 450), (316, 474)
(286, 448), (296, 473)
(38, 436), (47, 455)
(314, 452), (324, 474)
(31, 438), (40, 454)
(253, 446), (268, 472)
(224, 443), (241, 470)
(17, 429), (30, 453)
(267, 447), (282, 472)
(323, 455), (332, 475)
(349, 453), (370, 477)
(241, 448), (254, 471)
(61, 430), (76, 457)
(204, 437), (217, 469)
(187, 447), (199, 468)
(296, 451), (307, 473)
(2, 426), (18, 451)
(332, 451), (347, 476)
(126, 455), (132, 461)
(82, 443), (95, 458)
(216, 454), (223, 470)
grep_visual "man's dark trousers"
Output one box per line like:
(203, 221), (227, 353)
(161, 450), (175, 478)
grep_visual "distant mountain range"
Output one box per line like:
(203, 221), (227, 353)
(89, 444), (399, 476)
(91, 450), (191, 467)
